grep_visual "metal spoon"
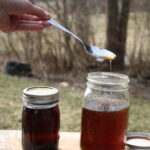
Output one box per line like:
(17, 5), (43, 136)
(47, 18), (116, 60)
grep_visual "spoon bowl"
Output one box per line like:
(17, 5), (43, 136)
(85, 45), (116, 60)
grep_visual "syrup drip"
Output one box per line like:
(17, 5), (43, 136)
(109, 60), (112, 72)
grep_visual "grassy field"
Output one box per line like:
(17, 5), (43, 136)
(0, 73), (150, 133)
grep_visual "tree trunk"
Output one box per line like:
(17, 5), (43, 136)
(106, 0), (131, 70)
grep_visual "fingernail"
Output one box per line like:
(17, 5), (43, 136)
(45, 12), (52, 19)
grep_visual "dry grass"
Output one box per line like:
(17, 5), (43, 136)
(0, 73), (83, 131)
(0, 73), (149, 133)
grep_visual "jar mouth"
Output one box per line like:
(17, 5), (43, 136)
(87, 72), (130, 87)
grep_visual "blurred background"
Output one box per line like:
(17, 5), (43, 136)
(0, 0), (149, 132)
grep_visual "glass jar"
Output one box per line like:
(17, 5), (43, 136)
(22, 86), (60, 150)
(80, 72), (130, 150)
(126, 132), (150, 150)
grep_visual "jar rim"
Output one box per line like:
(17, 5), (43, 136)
(87, 72), (130, 86)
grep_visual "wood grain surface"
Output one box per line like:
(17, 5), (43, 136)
(0, 130), (128, 150)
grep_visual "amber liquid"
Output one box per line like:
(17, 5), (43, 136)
(22, 105), (60, 150)
(110, 60), (112, 72)
(81, 100), (129, 150)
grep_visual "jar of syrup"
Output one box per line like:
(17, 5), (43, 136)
(80, 72), (130, 150)
(22, 86), (60, 150)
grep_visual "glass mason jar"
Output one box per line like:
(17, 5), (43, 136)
(80, 72), (130, 150)
(22, 86), (60, 150)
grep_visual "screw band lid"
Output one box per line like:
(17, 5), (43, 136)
(23, 86), (59, 105)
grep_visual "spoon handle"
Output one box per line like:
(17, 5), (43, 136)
(47, 18), (84, 45)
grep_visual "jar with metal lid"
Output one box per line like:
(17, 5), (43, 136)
(80, 72), (130, 150)
(22, 86), (60, 150)
(125, 132), (150, 150)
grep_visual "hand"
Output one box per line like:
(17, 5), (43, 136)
(0, 0), (51, 32)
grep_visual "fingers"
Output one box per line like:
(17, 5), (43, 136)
(20, 14), (40, 21)
(28, 5), (51, 20)
(20, 14), (50, 21)
(16, 23), (44, 31)
(20, 20), (50, 27)
(4, 0), (51, 20)
(15, 20), (50, 31)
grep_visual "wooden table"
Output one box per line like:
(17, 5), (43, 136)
(0, 130), (80, 150)
(0, 130), (129, 150)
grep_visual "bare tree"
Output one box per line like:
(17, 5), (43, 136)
(106, 0), (131, 69)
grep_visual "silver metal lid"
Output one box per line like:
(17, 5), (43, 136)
(125, 132), (150, 149)
(23, 86), (59, 105)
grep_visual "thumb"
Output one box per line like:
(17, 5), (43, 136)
(28, 4), (51, 19)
